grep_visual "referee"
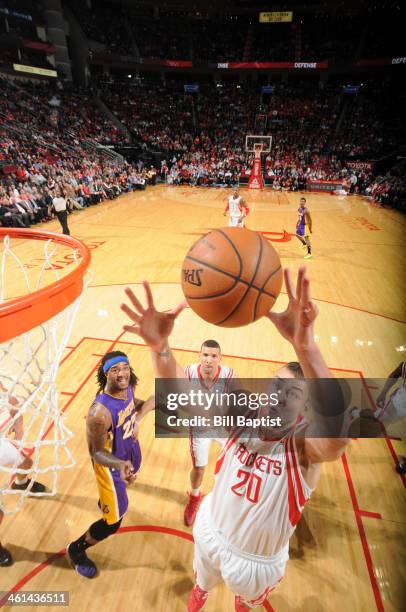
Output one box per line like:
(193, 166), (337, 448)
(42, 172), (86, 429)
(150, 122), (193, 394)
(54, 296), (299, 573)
(52, 188), (70, 235)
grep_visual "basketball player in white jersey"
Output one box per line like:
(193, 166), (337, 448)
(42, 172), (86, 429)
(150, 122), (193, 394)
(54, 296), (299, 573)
(120, 270), (350, 611)
(184, 340), (235, 526)
(224, 188), (249, 228)
(376, 361), (406, 425)
(0, 382), (45, 566)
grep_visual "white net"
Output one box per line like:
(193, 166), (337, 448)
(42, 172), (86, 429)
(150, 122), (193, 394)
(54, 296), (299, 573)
(0, 232), (90, 515)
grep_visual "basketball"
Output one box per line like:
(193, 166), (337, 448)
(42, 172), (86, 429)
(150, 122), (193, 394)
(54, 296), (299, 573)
(181, 227), (283, 327)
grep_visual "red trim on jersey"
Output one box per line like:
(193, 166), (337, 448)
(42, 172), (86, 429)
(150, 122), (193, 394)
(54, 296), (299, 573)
(284, 438), (302, 526)
(214, 436), (237, 475)
(288, 435), (307, 507)
(0, 414), (12, 432)
(224, 368), (234, 391)
(189, 429), (197, 468)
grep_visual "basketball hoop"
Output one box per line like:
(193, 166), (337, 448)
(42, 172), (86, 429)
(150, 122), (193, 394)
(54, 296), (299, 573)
(0, 228), (91, 514)
(245, 134), (272, 154)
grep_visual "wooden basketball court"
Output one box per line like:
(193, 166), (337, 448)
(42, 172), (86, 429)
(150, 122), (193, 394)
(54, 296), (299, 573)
(1, 186), (405, 611)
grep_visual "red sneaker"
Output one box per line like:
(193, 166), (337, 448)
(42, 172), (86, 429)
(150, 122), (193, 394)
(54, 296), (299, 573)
(187, 585), (208, 611)
(234, 596), (251, 611)
(184, 492), (203, 526)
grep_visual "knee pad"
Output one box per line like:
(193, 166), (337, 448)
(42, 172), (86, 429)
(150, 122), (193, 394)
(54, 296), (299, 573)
(89, 517), (122, 542)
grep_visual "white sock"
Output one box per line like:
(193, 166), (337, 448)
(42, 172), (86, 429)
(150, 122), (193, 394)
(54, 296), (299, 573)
(191, 488), (200, 496)
(15, 476), (28, 485)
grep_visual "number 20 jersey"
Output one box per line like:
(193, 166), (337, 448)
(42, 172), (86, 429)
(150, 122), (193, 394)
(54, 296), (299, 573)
(208, 428), (313, 557)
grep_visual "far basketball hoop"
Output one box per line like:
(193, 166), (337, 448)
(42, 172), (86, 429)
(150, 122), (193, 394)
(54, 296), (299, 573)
(245, 135), (272, 154)
(245, 135), (271, 190)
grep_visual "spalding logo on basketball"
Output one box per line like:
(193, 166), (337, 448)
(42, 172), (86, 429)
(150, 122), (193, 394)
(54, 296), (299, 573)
(181, 227), (283, 327)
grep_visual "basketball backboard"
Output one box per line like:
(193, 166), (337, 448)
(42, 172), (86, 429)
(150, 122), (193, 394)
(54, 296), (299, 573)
(245, 135), (272, 153)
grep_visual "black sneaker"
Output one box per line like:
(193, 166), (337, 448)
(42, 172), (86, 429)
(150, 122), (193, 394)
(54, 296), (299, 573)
(67, 544), (97, 578)
(396, 461), (406, 475)
(0, 546), (13, 567)
(11, 479), (46, 493)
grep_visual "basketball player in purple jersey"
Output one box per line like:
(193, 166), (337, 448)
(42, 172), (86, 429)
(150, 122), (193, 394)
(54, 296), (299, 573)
(67, 350), (154, 578)
(295, 197), (313, 259)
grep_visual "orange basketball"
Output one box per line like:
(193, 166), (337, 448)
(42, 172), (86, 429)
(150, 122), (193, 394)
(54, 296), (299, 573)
(181, 227), (283, 327)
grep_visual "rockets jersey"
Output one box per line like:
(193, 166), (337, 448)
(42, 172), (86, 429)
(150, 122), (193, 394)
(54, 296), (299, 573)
(95, 386), (142, 471)
(0, 408), (12, 434)
(228, 195), (243, 218)
(208, 426), (313, 557)
(185, 363), (235, 392)
(185, 363), (235, 436)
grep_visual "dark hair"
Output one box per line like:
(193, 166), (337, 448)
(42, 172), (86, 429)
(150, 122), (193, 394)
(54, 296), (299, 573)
(285, 362), (304, 379)
(201, 339), (221, 352)
(96, 351), (138, 394)
(300, 197), (306, 203)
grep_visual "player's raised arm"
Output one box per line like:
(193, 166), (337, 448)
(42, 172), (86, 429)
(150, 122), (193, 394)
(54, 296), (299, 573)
(120, 282), (187, 379)
(266, 267), (350, 462)
(86, 401), (134, 483)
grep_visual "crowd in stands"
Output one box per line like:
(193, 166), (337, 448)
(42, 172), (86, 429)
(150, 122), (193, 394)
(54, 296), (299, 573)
(192, 18), (247, 63)
(0, 78), (157, 229)
(365, 169), (406, 211)
(299, 12), (363, 62)
(0, 77), (126, 150)
(100, 79), (195, 151)
(362, 4), (404, 59)
(1, 72), (405, 217)
(66, 0), (133, 56)
(66, 1), (403, 65)
(330, 82), (405, 159)
(131, 15), (190, 60)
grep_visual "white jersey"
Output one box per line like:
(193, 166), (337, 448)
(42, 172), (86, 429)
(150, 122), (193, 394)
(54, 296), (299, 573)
(228, 195), (243, 218)
(208, 426), (313, 557)
(185, 363), (235, 445)
(0, 408), (12, 433)
(185, 363), (235, 391)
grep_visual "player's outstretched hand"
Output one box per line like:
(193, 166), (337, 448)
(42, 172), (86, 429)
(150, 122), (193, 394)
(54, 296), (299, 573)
(121, 282), (187, 353)
(266, 266), (319, 353)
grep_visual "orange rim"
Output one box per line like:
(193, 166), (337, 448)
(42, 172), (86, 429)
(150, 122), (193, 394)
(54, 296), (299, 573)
(0, 228), (91, 343)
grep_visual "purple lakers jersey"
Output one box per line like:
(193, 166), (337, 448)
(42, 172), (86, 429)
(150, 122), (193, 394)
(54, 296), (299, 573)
(96, 386), (142, 473)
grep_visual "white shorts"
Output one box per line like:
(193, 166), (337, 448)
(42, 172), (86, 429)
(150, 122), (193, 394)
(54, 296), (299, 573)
(193, 495), (288, 606)
(189, 432), (225, 468)
(229, 216), (243, 228)
(0, 438), (23, 468)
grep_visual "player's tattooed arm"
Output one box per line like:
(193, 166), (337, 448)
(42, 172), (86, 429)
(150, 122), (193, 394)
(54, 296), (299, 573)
(86, 402), (123, 470)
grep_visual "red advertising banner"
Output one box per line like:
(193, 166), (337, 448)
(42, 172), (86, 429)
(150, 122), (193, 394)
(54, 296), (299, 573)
(219, 61), (328, 70)
(164, 60), (192, 67)
(308, 180), (345, 193)
(346, 160), (374, 172)
(23, 40), (56, 54)
(356, 57), (406, 66)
